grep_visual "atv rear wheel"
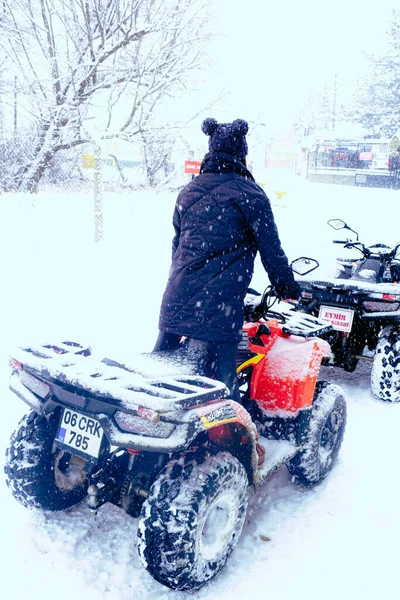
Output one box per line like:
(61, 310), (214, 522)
(137, 449), (249, 591)
(371, 326), (400, 402)
(5, 410), (90, 511)
(287, 382), (346, 486)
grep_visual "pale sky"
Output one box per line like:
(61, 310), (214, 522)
(3, 0), (396, 149)
(208, 0), (396, 130)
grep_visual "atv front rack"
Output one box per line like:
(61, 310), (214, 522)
(10, 341), (229, 413)
(266, 305), (334, 338)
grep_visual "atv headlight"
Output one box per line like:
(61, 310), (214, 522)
(114, 411), (176, 438)
(362, 301), (400, 312)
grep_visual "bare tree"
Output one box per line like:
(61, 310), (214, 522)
(0, 0), (212, 191)
(293, 80), (342, 141)
(346, 10), (400, 138)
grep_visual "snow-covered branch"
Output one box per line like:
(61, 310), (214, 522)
(346, 9), (400, 137)
(0, 0), (213, 191)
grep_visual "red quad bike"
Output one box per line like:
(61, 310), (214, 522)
(5, 258), (346, 592)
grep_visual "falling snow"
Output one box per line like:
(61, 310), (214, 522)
(2, 174), (400, 600)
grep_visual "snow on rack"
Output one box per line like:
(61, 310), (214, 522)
(300, 276), (400, 295)
(10, 341), (229, 413)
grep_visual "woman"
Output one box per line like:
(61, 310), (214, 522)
(154, 117), (300, 403)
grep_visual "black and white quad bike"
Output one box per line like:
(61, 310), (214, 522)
(5, 259), (346, 591)
(297, 218), (400, 402)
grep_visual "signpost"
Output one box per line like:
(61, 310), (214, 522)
(93, 144), (103, 242)
(82, 148), (103, 242)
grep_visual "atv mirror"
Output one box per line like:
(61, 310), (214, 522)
(327, 219), (359, 241)
(291, 257), (319, 276)
(328, 219), (346, 230)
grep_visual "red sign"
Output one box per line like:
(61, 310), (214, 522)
(184, 160), (201, 174)
(359, 152), (373, 160)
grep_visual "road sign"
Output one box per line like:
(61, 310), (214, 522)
(184, 160), (201, 174)
(389, 131), (400, 154)
(82, 154), (95, 169)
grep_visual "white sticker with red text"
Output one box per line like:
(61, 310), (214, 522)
(318, 305), (355, 332)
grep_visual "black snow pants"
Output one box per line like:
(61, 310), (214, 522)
(153, 331), (240, 402)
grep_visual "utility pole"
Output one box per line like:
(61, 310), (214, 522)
(13, 76), (17, 134)
(332, 74), (338, 131)
(0, 91), (4, 191)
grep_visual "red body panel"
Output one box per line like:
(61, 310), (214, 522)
(242, 320), (330, 413)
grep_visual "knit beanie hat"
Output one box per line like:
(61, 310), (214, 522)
(201, 118), (249, 160)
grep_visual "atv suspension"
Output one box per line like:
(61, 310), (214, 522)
(85, 448), (132, 514)
(85, 448), (169, 516)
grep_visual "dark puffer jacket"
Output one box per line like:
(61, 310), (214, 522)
(158, 152), (300, 342)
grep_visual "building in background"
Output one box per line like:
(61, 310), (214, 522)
(286, 129), (398, 189)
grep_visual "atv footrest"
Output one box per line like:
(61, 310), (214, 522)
(256, 437), (298, 485)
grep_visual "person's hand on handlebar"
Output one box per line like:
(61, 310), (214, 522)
(278, 282), (301, 307)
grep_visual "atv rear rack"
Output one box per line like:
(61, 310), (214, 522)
(300, 277), (400, 297)
(10, 341), (229, 413)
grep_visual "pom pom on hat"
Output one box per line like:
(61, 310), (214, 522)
(201, 118), (219, 136)
(231, 119), (249, 136)
(201, 118), (249, 160)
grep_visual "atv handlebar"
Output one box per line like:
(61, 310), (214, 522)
(343, 240), (400, 261)
(244, 256), (319, 323)
(245, 286), (300, 324)
(329, 219), (400, 260)
(344, 241), (370, 257)
(244, 286), (283, 322)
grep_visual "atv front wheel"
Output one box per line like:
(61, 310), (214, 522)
(287, 382), (346, 486)
(5, 410), (90, 511)
(371, 326), (400, 402)
(137, 449), (249, 591)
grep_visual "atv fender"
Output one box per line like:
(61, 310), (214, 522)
(194, 400), (259, 483)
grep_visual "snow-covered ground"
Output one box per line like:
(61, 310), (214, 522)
(1, 173), (400, 600)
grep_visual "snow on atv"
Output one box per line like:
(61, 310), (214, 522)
(5, 258), (346, 592)
(297, 218), (400, 402)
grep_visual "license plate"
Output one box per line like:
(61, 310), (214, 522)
(318, 305), (355, 332)
(56, 409), (104, 458)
